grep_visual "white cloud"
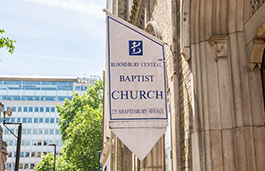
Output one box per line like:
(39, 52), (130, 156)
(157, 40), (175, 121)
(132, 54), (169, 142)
(25, 0), (104, 18)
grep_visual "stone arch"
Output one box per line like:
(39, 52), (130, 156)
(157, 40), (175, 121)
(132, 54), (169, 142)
(248, 21), (265, 71)
(144, 20), (161, 39)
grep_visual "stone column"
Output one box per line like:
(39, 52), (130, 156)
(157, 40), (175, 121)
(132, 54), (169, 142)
(0, 102), (7, 171)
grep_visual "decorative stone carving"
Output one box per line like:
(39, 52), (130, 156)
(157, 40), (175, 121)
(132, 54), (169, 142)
(181, 47), (190, 62)
(208, 35), (228, 60)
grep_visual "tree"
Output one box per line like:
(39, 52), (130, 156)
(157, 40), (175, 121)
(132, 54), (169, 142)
(57, 80), (103, 142)
(34, 150), (73, 171)
(0, 29), (16, 55)
(56, 80), (103, 170)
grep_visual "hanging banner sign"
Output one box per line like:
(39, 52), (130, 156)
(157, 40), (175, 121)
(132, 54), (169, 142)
(105, 10), (168, 160)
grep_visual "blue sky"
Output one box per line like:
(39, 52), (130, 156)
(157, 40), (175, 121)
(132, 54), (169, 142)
(0, 0), (106, 78)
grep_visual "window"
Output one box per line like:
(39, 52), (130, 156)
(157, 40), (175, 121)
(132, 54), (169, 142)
(40, 107), (44, 112)
(27, 129), (31, 134)
(24, 163), (29, 169)
(56, 118), (59, 123)
(20, 152), (24, 157)
(33, 129), (37, 134)
(23, 107), (27, 112)
(12, 106), (16, 112)
(35, 107), (39, 112)
(19, 164), (23, 169)
(28, 118), (32, 123)
(55, 140), (59, 145)
(4, 129), (9, 134)
(43, 140), (48, 146)
(18, 107), (22, 112)
(38, 129), (43, 134)
(21, 140), (25, 146)
(26, 140), (30, 146)
(50, 118), (54, 123)
(44, 129), (48, 134)
(37, 152), (41, 157)
(22, 118), (27, 123)
(17, 118), (21, 122)
(46, 107), (50, 112)
(50, 129), (54, 134)
(34, 118), (38, 123)
(32, 140), (37, 146)
(56, 129), (60, 135)
(8, 152), (12, 157)
(11, 118), (15, 123)
(30, 164), (35, 169)
(29, 107), (33, 112)
(22, 129), (26, 134)
(31, 152), (35, 157)
(6, 118), (10, 122)
(45, 118), (49, 123)
(25, 152), (30, 157)
(49, 140), (53, 144)
(43, 152), (47, 155)
(39, 118), (43, 123)
(51, 107), (55, 112)
(37, 140), (42, 146)
(9, 140), (13, 146)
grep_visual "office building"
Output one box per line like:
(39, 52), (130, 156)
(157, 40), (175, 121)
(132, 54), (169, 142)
(0, 75), (98, 171)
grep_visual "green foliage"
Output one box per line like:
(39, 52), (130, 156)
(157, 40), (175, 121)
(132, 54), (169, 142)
(57, 80), (103, 141)
(56, 79), (103, 170)
(35, 150), (73, 171)
(0, 29), (16, 55)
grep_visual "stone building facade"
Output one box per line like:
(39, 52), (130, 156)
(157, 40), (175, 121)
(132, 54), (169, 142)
(102, 0), (265, 170)
(0, 104), (8, 171)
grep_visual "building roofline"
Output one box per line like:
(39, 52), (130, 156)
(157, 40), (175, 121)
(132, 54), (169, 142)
(0, 75), (78, 82)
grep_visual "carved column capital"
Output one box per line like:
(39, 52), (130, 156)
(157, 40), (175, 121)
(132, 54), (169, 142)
(209, 35), (228, 60)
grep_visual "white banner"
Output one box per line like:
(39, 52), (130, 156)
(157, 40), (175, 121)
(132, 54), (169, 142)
(105, 11), (168, 160)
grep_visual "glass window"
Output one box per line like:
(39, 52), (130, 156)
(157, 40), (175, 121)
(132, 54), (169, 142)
(9, 140), (13, 146)
(24, 163), (29, 169)
(33, 129), (37, 134)
(18, 107), (22, 112)
(27, 129), (31, 134)
(32, 140), (37, 146)
(46, 107), (50, 112)
(20, 152), (24, 157)
(40, 107), (44, 112)
(11, 118), (15, 123)
(19, 163), (23, 169)
(56, 118), (59, 123)
(37, 140), (42, 146)
(35, 107), (39, 112)
(6, 118), (10, 122)
(30, 164), (35, 169)
(0, 118), (3, 123)
(15, 140), (17, 145)
(25, 152), (30, 158)
(44, 129), (48, 134)
(38, 129), (43, 134)
(29, 107), (33, 112)
(37, 152), (41, 157)
(8, 152), (12, 157)
(55, 140), (59, 145)
(6, 163), (11, 169)
(43, 140), (48, 146)
(26, 140), (30, 146)
(50, 118), (54, 123)
(56, 129), (60, 135)
(28, 118), (32, 123)
(31, 152), (35, 157)
(4, 129), (9, 134)
(22, 118), (27, 123)
(10, 129), (14, 134)
(22, 129), (26, 134)
(23, 107), (28, 112)
(50, 129), (54, 134)
(39, 118), (43, 123)
(12, 106), (16, 112)
(21, 140), (25, 146)
(14, 152), (16, 157)
(49, 140), (53, 144)
(51, 107), (55, 112)
(45, 118), (49, 123)
(17, 118), (21, 122)
(34, 118), (38, 123)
